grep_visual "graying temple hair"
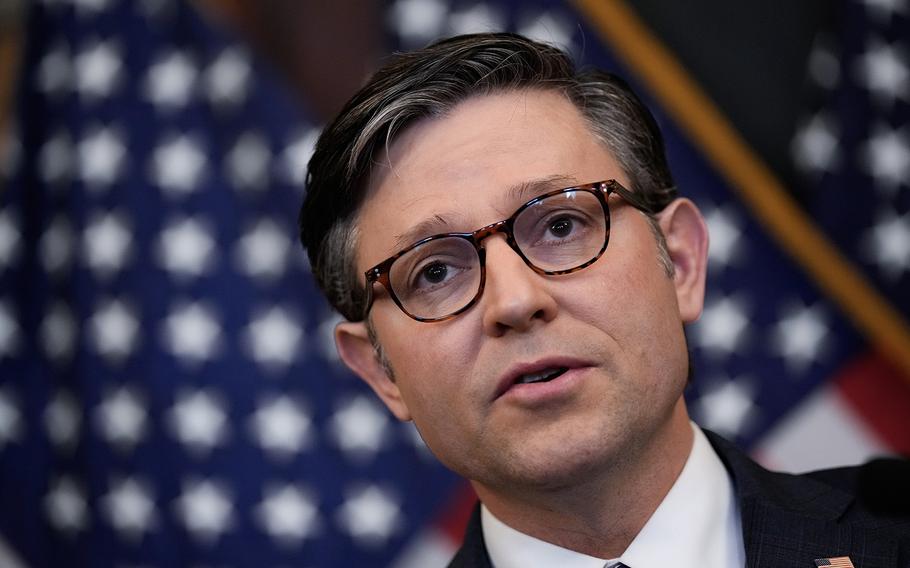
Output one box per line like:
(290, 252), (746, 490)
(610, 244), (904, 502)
(300, 33), (677, 322)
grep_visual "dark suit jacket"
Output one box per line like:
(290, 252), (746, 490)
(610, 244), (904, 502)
(447, 430), (910, 568)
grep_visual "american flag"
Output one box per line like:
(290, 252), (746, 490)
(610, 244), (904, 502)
(0, 0), (907, 567)
(815, 557), (857, 568)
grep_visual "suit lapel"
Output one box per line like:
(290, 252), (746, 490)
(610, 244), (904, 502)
(447, 505), (494, 568)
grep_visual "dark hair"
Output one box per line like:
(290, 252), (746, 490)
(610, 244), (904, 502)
(300, 32), (677, 321)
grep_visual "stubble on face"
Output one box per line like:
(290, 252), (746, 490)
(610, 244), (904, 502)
(351, 89), (693, 497)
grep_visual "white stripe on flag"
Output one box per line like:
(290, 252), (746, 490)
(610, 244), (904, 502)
(753, 381), (890, 473)
(392, 528), (459, 568)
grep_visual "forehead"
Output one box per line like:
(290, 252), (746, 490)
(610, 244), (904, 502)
(355, 89), (628, 267)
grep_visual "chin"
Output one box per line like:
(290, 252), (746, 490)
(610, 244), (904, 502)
(479, 433), (630, 493)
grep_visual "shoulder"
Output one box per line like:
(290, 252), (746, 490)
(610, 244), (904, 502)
(807, 457), (910, 505)
(705, 429), (910, 536)
(805, 457), (910, 526)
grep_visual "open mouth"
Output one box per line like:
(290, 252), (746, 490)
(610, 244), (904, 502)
(514, 367), (568, 385)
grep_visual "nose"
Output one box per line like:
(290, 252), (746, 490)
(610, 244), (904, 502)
(480, 236), (558, 337)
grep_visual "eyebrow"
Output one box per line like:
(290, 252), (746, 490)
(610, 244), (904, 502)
(392, 213), (464, 251)
(506, 174), (579, 203)
(390, 174), (581, 251)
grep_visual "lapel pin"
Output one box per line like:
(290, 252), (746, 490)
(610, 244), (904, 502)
(815, 557), (855, 568)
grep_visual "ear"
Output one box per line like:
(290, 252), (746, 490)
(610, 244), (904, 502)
(335, 320), (413, 421)
(657, 198), (709, 323)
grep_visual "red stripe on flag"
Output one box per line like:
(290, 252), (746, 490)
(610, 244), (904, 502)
(434, 481), (478, 544)
(815, 556), (855, 567)
(835, 350), (910, 455)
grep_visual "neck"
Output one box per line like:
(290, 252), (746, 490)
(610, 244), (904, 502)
(473, 401), (694, 559)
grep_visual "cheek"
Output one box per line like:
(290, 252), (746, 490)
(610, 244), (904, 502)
(389, 352), (482, 474)
(576, 241), (686, 365)
(382, 321), (473, 413)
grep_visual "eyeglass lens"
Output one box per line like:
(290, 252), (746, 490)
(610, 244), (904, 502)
(388, 189), (607, 319)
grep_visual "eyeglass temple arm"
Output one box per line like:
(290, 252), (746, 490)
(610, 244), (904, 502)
(606, 180), (673, 215)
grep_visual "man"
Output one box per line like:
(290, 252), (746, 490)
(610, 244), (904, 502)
(299, 33), (909, 567)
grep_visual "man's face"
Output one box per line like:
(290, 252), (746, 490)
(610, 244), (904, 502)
(336, 90), (707, 494)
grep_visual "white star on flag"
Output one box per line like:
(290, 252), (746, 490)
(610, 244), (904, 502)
(40, 216), (76, 275)
(336, 485), (403, 547)
(693, 295), (750, 356)
(226, 132), (271, 192)
(74, 39), (123, 100)
(72, 0), (113, 15)
(317, 312), (343, 363)
(861, 0), (909, 21)
(807, 41), (840, 89)
(448, 4), (506, 35)
(518, 11), (573, 52)
(862, 124), (910, 193)
(854, 38), (909, 107)
(388, 0), (449, 45)
(94, 385), (147, 451)
(771, 302), (830, 372)
(155, 216), (217, 280)
(82, 210), (133, 277)
(36, 42), (71, 97)
(167, 388), (230, 455)
(243, 306), (303, 371)
(204, 47), (251, 108)
(862, 208), (910, 279)
(234, 219), (292, 282)
(151, 134), (208, 195)
(704, 206), (744, 268)
(791, 112), (840, 175)
(255, 484), (321, 544)
(38, 131), (74, 185)
(89, 298), (140, 364)
(101, 477), (158, 541)
(78, 126), (127, 188)
(694, 377), (757, 438)
(329, 396), (390, 462)
(45, 477), (89, 534)
(44, 389), (81, 451)
(41, 301), (77, 363)
(174, 479), (234, 544)
(162, 301), (222, 365)
(249, 395), (313, 460)
(144, 50), (198, 110)
(281, 129), (319, 188)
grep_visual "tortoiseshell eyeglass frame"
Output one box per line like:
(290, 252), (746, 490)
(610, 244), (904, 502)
(360, 179), (657, 323)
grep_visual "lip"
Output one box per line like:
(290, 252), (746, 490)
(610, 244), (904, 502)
(493, 356), (595, 402)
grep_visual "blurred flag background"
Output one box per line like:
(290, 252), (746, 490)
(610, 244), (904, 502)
(0, 0), (907, 566)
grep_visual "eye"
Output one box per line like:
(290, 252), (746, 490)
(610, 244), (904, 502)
(421, 262), (448, 284)
(408, 256), (463, 291)
(535, 211), (588, 244)
(390, 236), (478, 301)
(548, 216), (575, 238)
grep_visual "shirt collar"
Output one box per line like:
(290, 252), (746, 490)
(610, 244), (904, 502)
(481, 506), (613, 568)
(481, 423), (744, 568)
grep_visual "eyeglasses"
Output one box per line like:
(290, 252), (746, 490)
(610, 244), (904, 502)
(362, 179), (657, 322)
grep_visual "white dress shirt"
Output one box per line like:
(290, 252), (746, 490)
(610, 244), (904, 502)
(481, 423), (746, 568)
